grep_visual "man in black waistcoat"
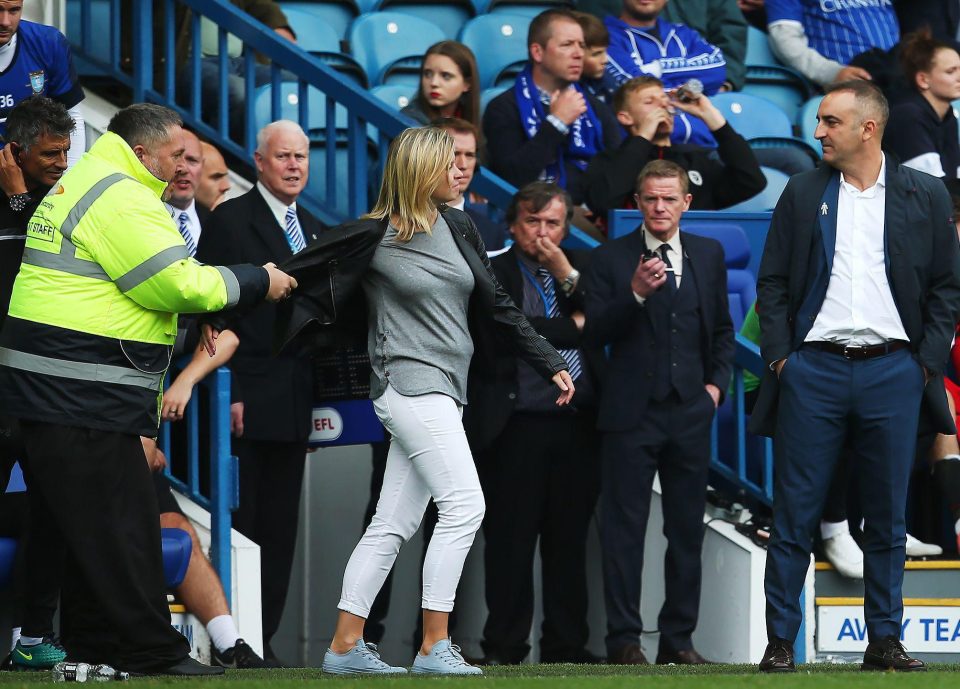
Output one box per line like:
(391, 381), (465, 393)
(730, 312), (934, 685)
(464, 182), (604, 665)
(585, 159), (733, 666)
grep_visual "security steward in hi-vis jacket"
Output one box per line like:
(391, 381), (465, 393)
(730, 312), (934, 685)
(0, 104), (297, 676)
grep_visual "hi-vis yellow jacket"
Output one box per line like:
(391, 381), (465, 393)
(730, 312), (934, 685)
(0, 131), (267, 436)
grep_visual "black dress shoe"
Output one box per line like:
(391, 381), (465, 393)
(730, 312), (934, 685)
(862, 637), (925, 672)
(758, 638), (795, 673)
(656, 648), (712, 665)
(157, 656), (225, 676)
(608, 643), (648, 665)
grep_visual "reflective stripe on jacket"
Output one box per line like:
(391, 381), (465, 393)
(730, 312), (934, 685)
(0, 131), (240, 435)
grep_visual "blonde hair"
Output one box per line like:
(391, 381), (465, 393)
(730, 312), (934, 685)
(365, 127), (455, 242)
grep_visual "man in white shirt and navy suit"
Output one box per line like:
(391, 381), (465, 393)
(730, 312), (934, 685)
(751, 81), (960, 673)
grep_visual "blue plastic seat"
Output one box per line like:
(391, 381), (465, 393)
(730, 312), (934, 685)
(161, 528), (192, 589)
(280, 1), (360, 39)
(712, 92), (818, 162)
(480, 85), (509, 116)
(375, 0), (474, 39)
(680, 222), (750, 270)
(727, 166), (790, 213)
(65, 0), (114, 67)
(743, 26), (813, 119)
(370, 84), (416, 111)
(797, 95), (823, 154)
(459, 14), (530, 89)
(280, 7), (367, 85)
(349, 12), (447, 86)
(252, 82), (350, 140)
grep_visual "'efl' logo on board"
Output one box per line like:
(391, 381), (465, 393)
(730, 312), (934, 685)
(310, 407), (344, 442)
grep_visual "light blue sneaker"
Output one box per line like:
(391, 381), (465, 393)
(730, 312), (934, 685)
(412, 639), (483, 675)
(322, 639), (407, 675)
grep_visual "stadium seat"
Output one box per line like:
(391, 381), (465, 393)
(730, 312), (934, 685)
(370, 84), (416, 111)
(375, 0), (475, 39)
(486, 0), (570, 16)
(65, 0), (113, 66)
(481, 85), (509, 116)
(348, 12), (447, 86)
(727, 166), (790, 212)
(743, 26), (813, 120)
(280, 7), (368, 86)
(680, 222), (750, 270)
(161, 528), (192, 590)
(798, 95), (823, 153)
(280, 0), (361, 39)
(459, 14), (531, 89)
(712, 93), (818, 163)
(252, 82), (350, 140)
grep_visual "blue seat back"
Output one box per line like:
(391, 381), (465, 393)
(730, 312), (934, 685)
(712, 92), (793, 139)
(726, 166), (790, 213)
(797, 95), (823, 153)
(680, 222), (750, 269)
(253, 82), (350, 138)
(280, 1), (360, 39)
(459, 14), (531, 89)
(161, 527), (192, 589)
(349, 12), (447, 86)
(376, 1), (473, 39)
(480, 85), (509, 116)
(725, 269), (758, 331)
(370, 84), (416, 111)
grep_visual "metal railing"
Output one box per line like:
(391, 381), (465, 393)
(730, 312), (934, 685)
(158, 360), (236, 603)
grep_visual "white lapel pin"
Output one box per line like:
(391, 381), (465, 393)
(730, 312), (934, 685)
(820, 203), (828, 216)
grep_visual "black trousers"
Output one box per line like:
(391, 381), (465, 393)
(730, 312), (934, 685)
(478, 412), (600, 663)
(231, 437), (306, 646)
(20, 421), (189, 672)
(600, 392), (714, 656)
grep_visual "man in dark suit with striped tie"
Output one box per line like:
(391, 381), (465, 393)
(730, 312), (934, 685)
(464, 182), (604, 665)
(196, 120), (323, 667)
(585, 160), (733, 666)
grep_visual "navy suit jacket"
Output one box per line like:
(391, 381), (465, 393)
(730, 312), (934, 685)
(585, 228), (734, 433)
(750, 160), (960, 437)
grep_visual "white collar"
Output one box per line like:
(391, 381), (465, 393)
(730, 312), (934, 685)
(642, 224), (682, 257)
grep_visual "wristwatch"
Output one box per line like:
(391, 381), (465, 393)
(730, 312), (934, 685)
(8, 192), (31, 212)
(559, 268), (580, 296)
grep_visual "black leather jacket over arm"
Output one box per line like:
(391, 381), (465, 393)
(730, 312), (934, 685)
(274, 207), (568, 382)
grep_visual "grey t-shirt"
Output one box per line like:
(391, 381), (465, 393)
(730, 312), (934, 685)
(362, 214), (475, 404)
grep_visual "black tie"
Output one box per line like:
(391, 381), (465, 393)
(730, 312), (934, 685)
(659, 243), (678, 294)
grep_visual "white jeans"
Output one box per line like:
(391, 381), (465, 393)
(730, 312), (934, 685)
(338, 384), (485, 616)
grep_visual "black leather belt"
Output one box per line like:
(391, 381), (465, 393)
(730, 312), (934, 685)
(804, 340), (909, 360)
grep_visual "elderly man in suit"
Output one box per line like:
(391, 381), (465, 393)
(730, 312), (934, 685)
(196, 120), (323, 667)
(586, 159), (734, 666)
(464, 182), (603, 665)
(752, 80), (960, 673)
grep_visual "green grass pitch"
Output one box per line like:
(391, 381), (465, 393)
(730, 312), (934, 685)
(2, 664), (960, 687)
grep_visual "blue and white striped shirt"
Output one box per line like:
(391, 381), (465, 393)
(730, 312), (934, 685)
(766, 0), (899, 66)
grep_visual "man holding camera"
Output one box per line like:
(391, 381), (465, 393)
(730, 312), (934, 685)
(586, 159), (733, 665)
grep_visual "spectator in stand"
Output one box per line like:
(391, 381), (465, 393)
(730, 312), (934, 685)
(0, 1), (85, 166)
(603, 0), (727, 147)
(573, 11), (610, 101)
(483, 9), (621, 204)
(662, 0), (749, 92)
(466, 182), (603, 665)
(435, 117), (507, 252)
(896, 0), (960, 47)
(584, 76), (765, 218)
(196, 120), (323, 667)
(885, 30), (960, 180)
(765, 0), (899, 87)
(586, 160), (733, 665)
(196, 141), (232, 211)
(402, 42), (480, 128)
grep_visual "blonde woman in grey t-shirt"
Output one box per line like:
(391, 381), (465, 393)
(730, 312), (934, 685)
(322, 128), (574, 676)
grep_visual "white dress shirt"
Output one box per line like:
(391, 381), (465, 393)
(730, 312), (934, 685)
(257, 181), (298, 230)
(170, 199), (202, 247)
(805, 155), (909, 345)
(633, 225), (684, 304)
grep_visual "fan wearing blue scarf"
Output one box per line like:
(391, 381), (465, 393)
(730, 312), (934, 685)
(514, 65), (604, 190)
(484, 9), (621, 200)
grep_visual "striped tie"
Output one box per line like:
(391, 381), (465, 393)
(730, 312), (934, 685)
(284, 206), (307, 254)
(536, 266), (582, 381)
(177, 212), (196, 257)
